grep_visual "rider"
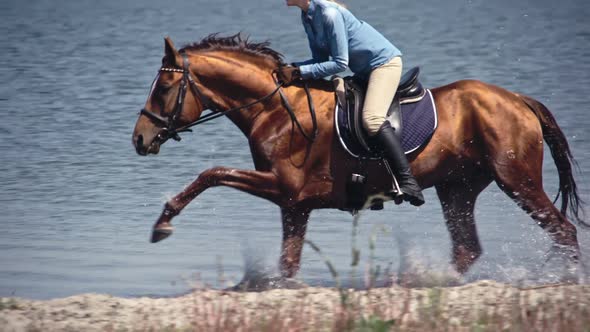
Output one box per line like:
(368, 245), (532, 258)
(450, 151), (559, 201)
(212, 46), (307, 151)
(279, 0), (424, 206)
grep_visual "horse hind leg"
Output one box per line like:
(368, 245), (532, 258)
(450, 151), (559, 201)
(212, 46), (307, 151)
(435, 177), (492, 274)
(492, 160), (580, 263)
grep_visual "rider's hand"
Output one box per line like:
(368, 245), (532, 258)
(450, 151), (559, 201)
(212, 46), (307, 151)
(277, 65), (302, 85)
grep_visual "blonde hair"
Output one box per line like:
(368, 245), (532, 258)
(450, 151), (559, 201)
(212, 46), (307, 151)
(326, 0), (346, 7)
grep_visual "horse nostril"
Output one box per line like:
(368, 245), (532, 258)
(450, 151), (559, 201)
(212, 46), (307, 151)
(135, 134), (147, 155)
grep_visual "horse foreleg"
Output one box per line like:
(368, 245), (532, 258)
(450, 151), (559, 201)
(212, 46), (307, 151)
(435, 177), (491, 274)
(280, 207), (311, 278)
(151, 166), (280, 243)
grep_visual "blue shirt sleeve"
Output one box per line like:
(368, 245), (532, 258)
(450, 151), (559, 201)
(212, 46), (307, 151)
(293, 33), (329, 67)
(299, 7), (349, 79)
(293, 14), (329, 67)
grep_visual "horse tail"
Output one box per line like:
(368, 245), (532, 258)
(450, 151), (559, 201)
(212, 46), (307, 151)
(519, 94), (587, 226)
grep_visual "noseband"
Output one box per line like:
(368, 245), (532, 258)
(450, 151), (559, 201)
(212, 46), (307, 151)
(140, 53), (318, 144)
(140, 53), (212, 142)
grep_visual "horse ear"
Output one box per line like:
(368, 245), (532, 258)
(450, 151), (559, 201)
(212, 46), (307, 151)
(164, 36), (181, 66)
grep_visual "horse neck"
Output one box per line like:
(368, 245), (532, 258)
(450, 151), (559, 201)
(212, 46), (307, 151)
(189, 52), (285, 136)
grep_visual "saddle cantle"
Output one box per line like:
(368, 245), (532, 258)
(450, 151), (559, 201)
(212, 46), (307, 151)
(334, 67), (437, 160)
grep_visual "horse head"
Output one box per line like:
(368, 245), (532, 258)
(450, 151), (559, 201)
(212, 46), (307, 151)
(132, 37), (208, 155)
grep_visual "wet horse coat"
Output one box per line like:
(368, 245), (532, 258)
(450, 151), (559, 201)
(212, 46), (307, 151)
(132, 35), (584, 279)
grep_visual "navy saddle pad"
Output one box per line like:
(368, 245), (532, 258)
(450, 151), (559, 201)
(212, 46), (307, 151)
(335, 89), (438, 159)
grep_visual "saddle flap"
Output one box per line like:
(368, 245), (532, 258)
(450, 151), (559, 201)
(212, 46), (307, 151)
(333, 67), (427, 158)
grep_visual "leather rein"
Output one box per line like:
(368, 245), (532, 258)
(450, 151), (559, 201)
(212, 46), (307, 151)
(140, 53), (318, 144)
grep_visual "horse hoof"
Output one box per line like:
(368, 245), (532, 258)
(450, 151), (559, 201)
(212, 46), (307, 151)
(151, 225), (174, 243)
(227, 276), (308, 292)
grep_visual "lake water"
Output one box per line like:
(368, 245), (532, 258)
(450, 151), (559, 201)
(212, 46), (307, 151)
(1, 0), (589, 299)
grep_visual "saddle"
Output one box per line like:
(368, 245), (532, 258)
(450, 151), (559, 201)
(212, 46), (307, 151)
(334, 67), (426, 159)
(333, 67), (435, 212)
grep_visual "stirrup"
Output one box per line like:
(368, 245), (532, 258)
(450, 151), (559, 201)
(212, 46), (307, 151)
(382, 159), (404, 204)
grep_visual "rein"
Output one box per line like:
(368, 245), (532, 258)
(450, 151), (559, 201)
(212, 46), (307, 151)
(279, 81), (318, 142)
(140, 53), (318, 144)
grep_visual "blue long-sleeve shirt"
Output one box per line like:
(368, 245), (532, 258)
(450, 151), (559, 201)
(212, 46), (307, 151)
(295, 0), (402, 80)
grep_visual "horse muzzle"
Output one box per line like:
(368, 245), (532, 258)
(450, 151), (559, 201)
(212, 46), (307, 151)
(134, 134), (161, 156)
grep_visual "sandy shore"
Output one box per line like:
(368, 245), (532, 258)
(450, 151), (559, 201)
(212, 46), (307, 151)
(1, 280), (589, 331)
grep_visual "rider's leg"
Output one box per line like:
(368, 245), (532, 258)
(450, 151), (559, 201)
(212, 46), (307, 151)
(376, 120), (424, 206)
(362, 56), (424, 206)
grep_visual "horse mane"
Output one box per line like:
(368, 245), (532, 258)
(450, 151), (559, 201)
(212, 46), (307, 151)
(180, 33), (285, 66)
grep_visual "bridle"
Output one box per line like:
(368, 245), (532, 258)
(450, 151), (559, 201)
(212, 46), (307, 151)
(140, 53), (221, 142)
(140, 53), (318, 144)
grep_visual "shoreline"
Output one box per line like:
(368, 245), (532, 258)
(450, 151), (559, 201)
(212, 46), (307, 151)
(1, 280), (590, 331)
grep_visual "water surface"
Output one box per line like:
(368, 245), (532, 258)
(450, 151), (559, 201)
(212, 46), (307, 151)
(0, 0), (589, 299)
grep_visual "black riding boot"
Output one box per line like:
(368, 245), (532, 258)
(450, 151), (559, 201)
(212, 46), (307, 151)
(375, 121), (425, 206)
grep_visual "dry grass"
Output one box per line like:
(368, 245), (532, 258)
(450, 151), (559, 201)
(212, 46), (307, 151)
(178, 286), (590, 332)
(120, 283), (590, 332)
(2, 276), (590, 332)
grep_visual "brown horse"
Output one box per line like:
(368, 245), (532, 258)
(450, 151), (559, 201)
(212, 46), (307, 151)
(132, 34), (584, 279)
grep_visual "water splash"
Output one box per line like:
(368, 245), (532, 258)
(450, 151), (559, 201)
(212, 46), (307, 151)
(228, 241), (306, 291)
(393, 231), (464, 288)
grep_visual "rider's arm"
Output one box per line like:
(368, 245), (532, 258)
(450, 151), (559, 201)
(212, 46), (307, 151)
(299, 7), (349, 79)
(293, 15), (329, 67)
(294, 38), (329, 66)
